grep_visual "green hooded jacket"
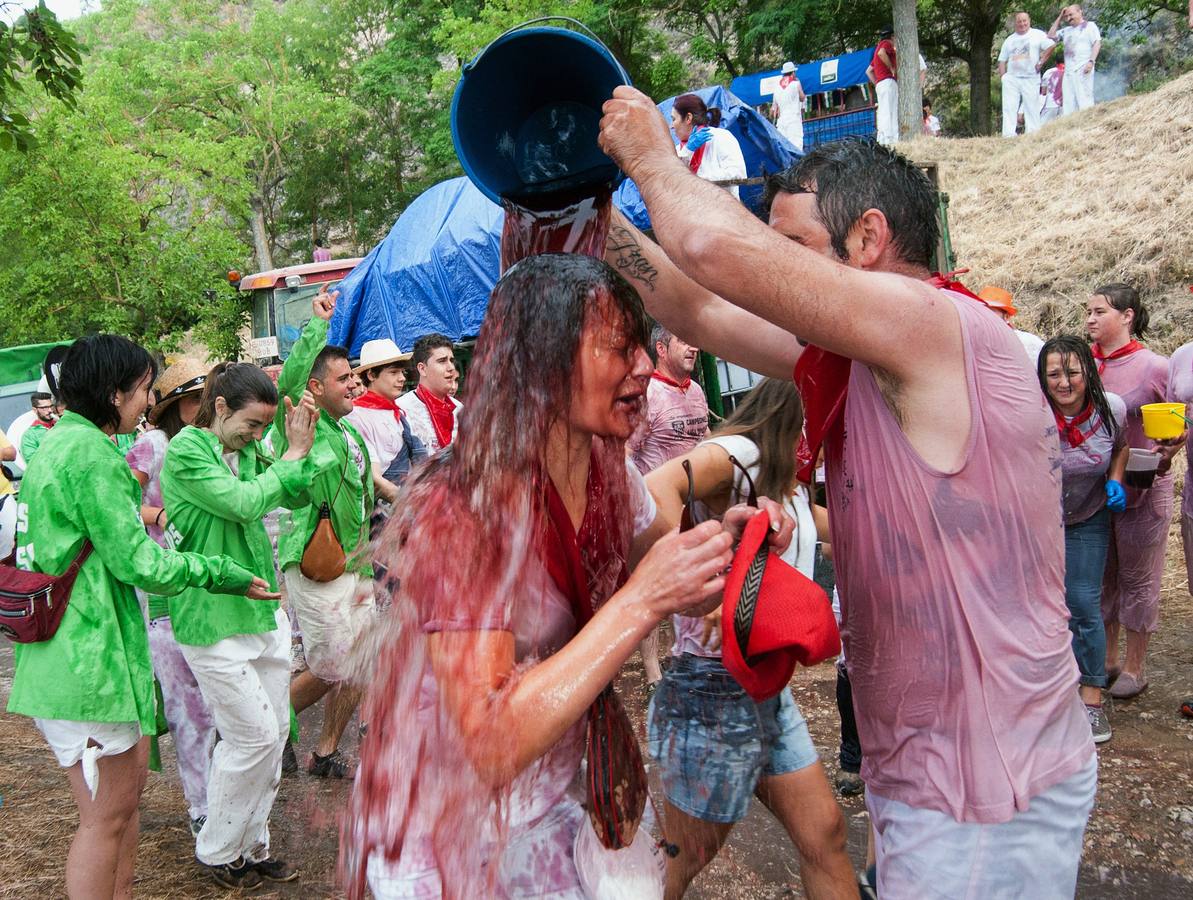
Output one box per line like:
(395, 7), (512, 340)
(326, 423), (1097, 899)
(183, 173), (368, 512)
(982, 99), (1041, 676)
(7, 413), (255, 733)
(160, 425), (337, 646)
(272, 316), (374, 576)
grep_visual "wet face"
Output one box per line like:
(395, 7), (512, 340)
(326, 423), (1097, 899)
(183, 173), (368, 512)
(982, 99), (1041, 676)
(417, 347), (457, 398)
(1015, 12), (1031, 34)
(114, 370), (154, 434)
(32, 397), (56, 425)
(212, 399), (277, 452)
(1085, 293), (1132, 346)
(178, 393), (202, 426)
(658, 335), (699, 379)
(311, 357), (359, 420)
(570, 306), (651, 440)
(367, 364), (407, 401)
(768, 190), (849, 263)
(670, 108), (695, 143)
(1044, 351), (1087, 412)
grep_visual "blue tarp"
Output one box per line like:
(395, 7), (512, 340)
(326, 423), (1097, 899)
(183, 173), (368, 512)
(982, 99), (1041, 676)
(329, 87), (799, 354)
(730, 47), (876, 107)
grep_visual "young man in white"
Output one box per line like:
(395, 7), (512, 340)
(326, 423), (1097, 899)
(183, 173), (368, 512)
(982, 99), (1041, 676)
(771, 61), (806, 153)
(345, 339), (416, 504)
(396, 334), (462, 453)
(1046, 4), (1101, 113)
(998, 12), (1056, 136)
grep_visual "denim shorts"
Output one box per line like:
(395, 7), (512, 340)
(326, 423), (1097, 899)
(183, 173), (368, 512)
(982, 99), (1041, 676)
(647, 654), (818, 823)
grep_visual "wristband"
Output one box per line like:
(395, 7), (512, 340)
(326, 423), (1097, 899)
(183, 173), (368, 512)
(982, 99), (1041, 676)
(155, 509), (165, 528)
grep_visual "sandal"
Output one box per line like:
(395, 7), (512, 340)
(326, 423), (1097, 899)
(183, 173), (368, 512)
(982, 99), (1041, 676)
(307, 749), (354, 779)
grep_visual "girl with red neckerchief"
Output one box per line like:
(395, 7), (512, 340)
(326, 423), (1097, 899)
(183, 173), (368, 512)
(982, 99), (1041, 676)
(1086, 284), (1181, 700)
(670, 94), (747, 200)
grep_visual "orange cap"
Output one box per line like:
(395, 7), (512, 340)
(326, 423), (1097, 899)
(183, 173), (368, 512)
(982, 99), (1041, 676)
(978, 285), (1016, 317)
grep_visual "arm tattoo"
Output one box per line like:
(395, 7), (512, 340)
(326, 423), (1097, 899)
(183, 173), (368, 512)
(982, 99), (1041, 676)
(606, 225), (658, 292)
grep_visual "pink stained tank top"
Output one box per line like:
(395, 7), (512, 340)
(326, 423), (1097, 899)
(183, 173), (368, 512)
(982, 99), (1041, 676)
(826, 294), (1092, 825)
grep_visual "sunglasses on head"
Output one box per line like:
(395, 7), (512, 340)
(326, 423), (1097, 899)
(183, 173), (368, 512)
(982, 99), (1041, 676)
(679, 455), (758, 533)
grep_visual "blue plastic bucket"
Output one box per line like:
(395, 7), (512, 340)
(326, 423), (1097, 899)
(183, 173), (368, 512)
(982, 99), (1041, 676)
(451, 18), (631, 205)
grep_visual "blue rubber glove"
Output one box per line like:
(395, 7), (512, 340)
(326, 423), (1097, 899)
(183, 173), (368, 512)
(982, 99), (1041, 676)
(1105, 479), (1126, 512)
(686, 126), (712, 151)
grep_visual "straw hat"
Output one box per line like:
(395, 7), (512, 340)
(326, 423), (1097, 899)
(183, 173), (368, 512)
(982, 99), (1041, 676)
(977, 285), (1017, 317)
(352, 338), (412, 374)
(781, 61), (796, 75)
(149, 358), (210, 424)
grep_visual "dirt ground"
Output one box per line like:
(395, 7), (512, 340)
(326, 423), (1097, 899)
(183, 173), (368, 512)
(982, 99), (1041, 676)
(2, 484), (1191, 898)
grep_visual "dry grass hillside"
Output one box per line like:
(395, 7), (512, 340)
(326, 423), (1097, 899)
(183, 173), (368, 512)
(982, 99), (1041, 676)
(908, 70), (1193, 354)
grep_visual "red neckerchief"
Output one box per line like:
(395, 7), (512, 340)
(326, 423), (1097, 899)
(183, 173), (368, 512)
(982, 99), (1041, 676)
(1092, 340), (1143, 375)
(540, 456), (624, 630)
(414, 384), (455, 447)
(651, 370), (691, 391)
(32, 418), (54, 430)
(793, 272), (991, 484)
(1054, 402), (1097, 448)
(351, 389), (406, 424)
(685, 135), (709, 175)
(779, 74), (796, 89)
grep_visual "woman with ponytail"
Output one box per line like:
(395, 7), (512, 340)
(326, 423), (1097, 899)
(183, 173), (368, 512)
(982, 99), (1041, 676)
(671, 93), (747, 199)
(160, 363), (331, 889)
(1085, 284), (1180, 700)
(1038, 336), (1129, 743)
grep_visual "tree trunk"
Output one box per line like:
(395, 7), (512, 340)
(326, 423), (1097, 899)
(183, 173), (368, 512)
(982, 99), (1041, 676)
(892, 0), (923, 141)
(967, 20), (998, 135)
(249, 196), (273, 271)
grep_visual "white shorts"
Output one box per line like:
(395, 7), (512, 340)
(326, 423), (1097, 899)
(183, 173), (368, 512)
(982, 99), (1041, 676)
(869, 754), (1096, 899)
(35, 718), (142, 800)
(283, 567), (375, 682)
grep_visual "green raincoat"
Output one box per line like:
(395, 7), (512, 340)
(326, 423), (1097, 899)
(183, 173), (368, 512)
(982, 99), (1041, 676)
(160, 425), (336, 646)
(272, 316), (374, 576)
(7, 414), (255, 735)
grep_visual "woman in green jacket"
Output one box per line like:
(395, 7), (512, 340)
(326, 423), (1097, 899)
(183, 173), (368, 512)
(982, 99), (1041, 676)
(7, 335), (275, 900)
(161, 362), (332, 890)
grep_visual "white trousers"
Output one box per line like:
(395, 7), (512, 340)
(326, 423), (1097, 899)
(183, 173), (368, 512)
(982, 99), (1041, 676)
(1002, 75), (1043, 136)
(778, 118), (804, 153)
(869, 755), (1096, 899)
(1062, 66), (1095, 114)
(875, 78), (899, 145)
(284, 567), (374, 682)
(181, 608), (291, 866)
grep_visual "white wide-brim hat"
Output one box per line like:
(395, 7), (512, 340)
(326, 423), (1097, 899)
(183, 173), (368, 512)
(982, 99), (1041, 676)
(353, 338), (412, 374)
(781, 61), (796, 74)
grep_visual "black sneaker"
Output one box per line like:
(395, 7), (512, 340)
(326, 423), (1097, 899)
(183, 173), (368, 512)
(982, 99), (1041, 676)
(835, 770), (865, 797)
(201, 857), (262, 890)
(252, 857), (299, 883)
(307, 749), (354, 779)
(281, 740), (297, 775)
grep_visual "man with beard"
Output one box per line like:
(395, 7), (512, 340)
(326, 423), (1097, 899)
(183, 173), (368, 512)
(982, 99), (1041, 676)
(20, 392), (58, 466)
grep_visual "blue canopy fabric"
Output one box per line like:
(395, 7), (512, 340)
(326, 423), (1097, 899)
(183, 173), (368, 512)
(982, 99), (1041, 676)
(730, 47), (876, 107)
(329, 87), (798, 354)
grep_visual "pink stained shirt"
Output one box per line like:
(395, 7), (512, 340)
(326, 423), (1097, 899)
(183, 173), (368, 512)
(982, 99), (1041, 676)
(1168, 342), (1193, 510)
(1098, 346), (1172, 509)
(629, 376), (709, 474)
(825, 294), (1092, 824)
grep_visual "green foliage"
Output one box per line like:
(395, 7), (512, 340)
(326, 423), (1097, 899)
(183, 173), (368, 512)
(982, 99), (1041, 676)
(0, 1), (82, 151)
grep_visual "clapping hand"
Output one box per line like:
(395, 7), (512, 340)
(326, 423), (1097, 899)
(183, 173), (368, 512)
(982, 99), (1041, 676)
(281, 391), (319, 459)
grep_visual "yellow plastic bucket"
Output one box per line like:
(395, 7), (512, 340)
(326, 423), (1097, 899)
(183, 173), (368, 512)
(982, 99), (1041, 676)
(1140, 402), (1187, 440)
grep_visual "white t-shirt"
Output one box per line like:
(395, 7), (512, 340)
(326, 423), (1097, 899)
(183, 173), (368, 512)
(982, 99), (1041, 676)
(1059, 21), (1101, 67)
(345, 405), (406, 472)
(998, 29), (1056, 78)
(772, 79), (804, 128)
(1015, 329), (1045, 365)
(395, 390), (462, 453)
(677, 127), (747, 199)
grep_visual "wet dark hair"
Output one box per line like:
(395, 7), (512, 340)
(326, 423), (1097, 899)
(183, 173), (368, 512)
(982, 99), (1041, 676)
(1093, 282), (1149, 339)
(310, 345), (351, 383)
(412, 333), (454, 369)
(59, 335), (157, 431)
(762, 138), (939, 269)
(1037, 335), (1118, 442)
(194, 362), (278, 428)
(154, 402), (188, 441)
(673, 93), (722, 128)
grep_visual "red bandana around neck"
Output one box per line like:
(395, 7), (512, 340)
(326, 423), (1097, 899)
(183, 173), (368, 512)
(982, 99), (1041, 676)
(779, 74), (796, 89)
(793, 273), (992, 484)
(352, 389), (405, 424)
(651, 370), (691, 392)
(685, 137), (709, 175)
(414, 384), (456, 448)
(1054, 402), (1097, 448)
(1092, 340), (1143, 374)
